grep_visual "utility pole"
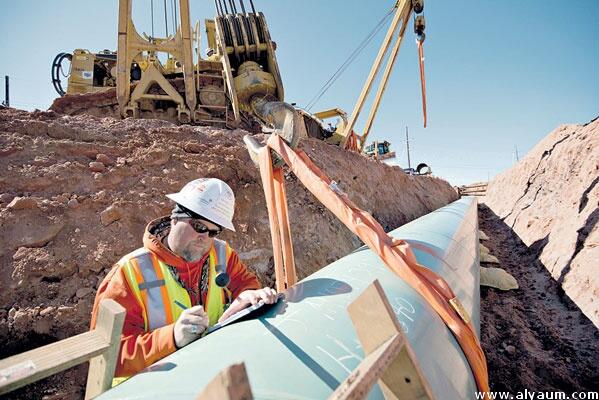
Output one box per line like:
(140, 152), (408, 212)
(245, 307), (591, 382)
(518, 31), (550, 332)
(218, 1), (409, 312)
(2, 76), (8, 107)
(406, 126), (411, 169)
(515, 145), (519, 161)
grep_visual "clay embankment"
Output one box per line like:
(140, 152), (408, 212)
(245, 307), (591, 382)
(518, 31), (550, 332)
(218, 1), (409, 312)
(485, 118), (598, 326)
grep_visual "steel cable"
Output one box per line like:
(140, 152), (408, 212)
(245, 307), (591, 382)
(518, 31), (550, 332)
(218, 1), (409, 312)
(151, 0), (155, 38)
(163, 0), (169, 37)
(305, 8), (394, 112)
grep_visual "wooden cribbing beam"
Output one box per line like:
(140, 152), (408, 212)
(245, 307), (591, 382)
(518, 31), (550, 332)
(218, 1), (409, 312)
(0, 299), (125, 399)
(329, 280), (434, 400)
(196, 362), (253, 400)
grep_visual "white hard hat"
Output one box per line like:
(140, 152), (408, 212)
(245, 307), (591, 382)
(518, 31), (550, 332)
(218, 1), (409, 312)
(166, 178), (236, 231)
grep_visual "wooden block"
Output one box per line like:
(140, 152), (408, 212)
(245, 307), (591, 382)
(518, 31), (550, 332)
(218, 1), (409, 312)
(328, 334), (403, 400)
(85, 299), (126, 399)
(338, 280), (434, 400)
(196, 363), (253, 400)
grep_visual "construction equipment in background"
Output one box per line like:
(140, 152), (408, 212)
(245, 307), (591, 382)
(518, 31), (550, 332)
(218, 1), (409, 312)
(404, 163), (432, 175)
(458, 182), (488, 197)
(297, 107), (350, 145)
(336, 0), (427, 151)
(362, 137), (432, 176)
(364, 140), (396, 161)
(296, 0), (428, 151)
(50, 0), (428, 154)
(51, 50), (119, 96)
(50, 0), (305, 139)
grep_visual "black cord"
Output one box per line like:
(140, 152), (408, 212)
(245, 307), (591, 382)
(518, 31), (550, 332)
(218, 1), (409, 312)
(305, 8), (394, 111)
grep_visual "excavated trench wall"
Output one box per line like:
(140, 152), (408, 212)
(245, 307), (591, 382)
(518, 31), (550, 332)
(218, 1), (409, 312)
(0, 108), (458, 397)
(485, 118), (599, 327)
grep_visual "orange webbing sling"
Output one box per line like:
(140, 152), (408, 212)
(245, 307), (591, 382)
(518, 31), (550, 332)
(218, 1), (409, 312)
(257, 134), (489, 394)
(417, 38), (428, 128)
(344, 130), (361, 152)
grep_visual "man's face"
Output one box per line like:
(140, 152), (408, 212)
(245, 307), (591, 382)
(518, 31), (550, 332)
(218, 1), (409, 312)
(168, 217), (221, 262)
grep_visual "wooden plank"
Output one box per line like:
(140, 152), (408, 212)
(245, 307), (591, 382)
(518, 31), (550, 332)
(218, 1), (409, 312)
(344, 280), (434, 400)
(328, 334), (404, 400)
(85, 299), (126, 399)
(196, 362), (253, 400)
(0, 300), (125, 397)
(0, 332), (107, 395)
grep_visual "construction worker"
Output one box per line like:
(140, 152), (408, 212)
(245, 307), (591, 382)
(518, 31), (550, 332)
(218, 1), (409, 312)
(90, 178), (277, 380)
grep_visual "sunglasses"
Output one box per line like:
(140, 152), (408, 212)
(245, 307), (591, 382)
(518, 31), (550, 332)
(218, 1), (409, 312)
(186, 219), (222, 237)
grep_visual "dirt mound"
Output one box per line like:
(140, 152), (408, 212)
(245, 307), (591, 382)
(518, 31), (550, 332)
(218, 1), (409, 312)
(0, 107), (457, 398)
(484, 118), (598, 326)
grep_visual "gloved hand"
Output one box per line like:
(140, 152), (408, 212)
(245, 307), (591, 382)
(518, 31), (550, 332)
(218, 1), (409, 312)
(173, 305), (209, 348)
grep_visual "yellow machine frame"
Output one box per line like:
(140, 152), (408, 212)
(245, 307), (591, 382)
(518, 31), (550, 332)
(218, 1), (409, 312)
(117, 0), (197, 123)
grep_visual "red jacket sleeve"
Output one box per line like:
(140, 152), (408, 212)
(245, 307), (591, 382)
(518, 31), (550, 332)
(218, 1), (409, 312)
(225, 249), (261, 299)
(90, 264), (177, 377)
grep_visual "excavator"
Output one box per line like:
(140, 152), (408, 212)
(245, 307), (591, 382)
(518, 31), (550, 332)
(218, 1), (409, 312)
(50, 0), (427, 158)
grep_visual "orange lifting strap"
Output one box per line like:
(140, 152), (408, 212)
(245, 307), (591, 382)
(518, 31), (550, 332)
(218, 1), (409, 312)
(256, 134), (489, 394)
(344, 130), (361, 152)
(417, 38), (428, 128)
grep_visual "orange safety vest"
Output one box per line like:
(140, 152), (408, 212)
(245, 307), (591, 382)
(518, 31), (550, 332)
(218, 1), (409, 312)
(111, 239), (232, 386)
(120, 239), (232, 331)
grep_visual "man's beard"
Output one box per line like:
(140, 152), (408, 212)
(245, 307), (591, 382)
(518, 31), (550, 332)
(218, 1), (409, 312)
(180, 242), (210, 262)
(181, 249), (204, 262)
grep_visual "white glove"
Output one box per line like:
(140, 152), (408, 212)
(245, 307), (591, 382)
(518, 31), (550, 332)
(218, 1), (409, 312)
(173, 305), (209, 348)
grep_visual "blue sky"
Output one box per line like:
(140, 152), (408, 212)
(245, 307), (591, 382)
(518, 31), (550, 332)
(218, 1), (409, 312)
(1, 0), (597, 185)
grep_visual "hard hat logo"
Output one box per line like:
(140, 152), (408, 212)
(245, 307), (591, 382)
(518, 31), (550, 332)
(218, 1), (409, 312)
(166, 178), (236, 231)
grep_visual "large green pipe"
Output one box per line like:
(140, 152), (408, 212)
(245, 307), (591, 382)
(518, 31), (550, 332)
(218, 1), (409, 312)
(98, 197), (480, 399)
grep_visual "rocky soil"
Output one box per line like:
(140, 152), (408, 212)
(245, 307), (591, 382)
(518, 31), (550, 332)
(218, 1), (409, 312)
(479, 203), (599, 393)
(485, 118), (598, 326)
(0, 107), (458, 399)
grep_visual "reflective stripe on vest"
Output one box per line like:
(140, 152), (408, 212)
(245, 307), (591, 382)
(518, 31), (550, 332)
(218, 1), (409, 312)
(121, 241), (230, 332)
(133, 251), (168, 331)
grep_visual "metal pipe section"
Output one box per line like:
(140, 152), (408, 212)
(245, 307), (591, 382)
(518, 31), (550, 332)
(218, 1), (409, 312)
(98, 197), (481, 400)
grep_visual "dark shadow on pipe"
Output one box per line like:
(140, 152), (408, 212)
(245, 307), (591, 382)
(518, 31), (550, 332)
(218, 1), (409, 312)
(260, 319), (341, 390)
